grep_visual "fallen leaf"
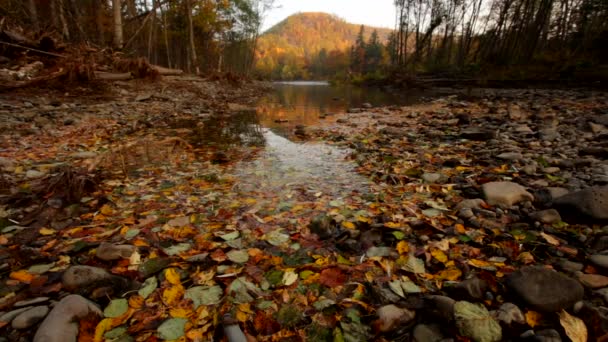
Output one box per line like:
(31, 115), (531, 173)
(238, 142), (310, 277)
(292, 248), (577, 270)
(282, 270), (298, 286)
(163, 284), (185, 306)
(157, 317), (188, 340)
(431, 249), (448, 263)
(319, 268), (347, 287)
(165, 268), (182, 285)
(540, 232), (560, 246)
(396, 241), (409, 255)
(104, 299), (128, 318)
(9, 270), (35, 283)
(138, 276), (158, 299)
(559, 310), (587, 342)
(525, 311), (542, 328)
(39, 228), (56, 236)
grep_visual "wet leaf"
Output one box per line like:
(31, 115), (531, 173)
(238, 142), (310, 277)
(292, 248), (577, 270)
(313, 298), (336, 311)
(104, 299), (128, 318)
(165, 268), (181, 285)
(525, 311), (542, 328)
(403, 256), (425, 274)
(454, 301), (502, 342)
(163, 243), (192, 256)
(162, 284), (185, 306)
(431, 249), (448, 263)
(282, 270), (298, 286)
(265, 229), (290, 246)
(396, 241), (409, 254)
(157, 317), (188, 340)
(540, 232), (560, 246)
(227, 250), (250, 263)
(559, 310), (587, 342)
(319, 267), (347, 287)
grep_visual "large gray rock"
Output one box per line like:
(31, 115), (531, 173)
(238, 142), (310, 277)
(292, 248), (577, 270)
(62, 265), (114, 290)
(482, 182), (534, 207)
(506, 266), (584, 312)
(12, 306), (49, 329)
(589, 254), (608, 269)
(96, 243), (136, 261)
(33, 295), (101, 342)
(553, 186), (608, 221)
(374, 305), (416, 333)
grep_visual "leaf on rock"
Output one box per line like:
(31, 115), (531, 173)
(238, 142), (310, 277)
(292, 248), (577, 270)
(104, 299), (129, 318)
(559, 310), (587, 342)
(157, 317), (188, 340)
(185, 286), (223, 308)
(138, 276), (158, 299)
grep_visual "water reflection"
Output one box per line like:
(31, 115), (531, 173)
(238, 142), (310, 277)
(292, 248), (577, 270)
(256, 82), (434, 132)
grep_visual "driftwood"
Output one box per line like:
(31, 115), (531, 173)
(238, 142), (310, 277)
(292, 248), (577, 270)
(94, 71), (133, 81)
(150, 65), (183, 76)
(0, 68), (68, 91)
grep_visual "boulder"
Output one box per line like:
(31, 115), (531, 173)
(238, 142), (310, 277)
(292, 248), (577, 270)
(33, 295), (102, 342)
(553, 186), (608, 221)
(482, 182), (534, 207)
(506, 266), (584, 312)
(12, 306), (49, 329)
(373, 305), (416, 333)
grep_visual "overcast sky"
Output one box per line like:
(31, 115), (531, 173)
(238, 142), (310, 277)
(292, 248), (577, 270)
(262, 0), (397, 31)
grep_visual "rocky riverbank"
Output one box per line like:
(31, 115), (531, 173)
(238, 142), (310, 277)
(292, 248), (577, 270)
(1, 84), (608, 342)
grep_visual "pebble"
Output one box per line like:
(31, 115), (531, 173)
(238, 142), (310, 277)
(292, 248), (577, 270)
(33, 295), (102, 342)
(0, 307), (32, 324)
(555, 259), (584, 273)
(374, 305), (416, 333)
(530, 209), (562, 224)
(413, 324), (444, 342)
(14, 297), (49, 307)
(506, 266), (584, 312)
(12, 306), (49, 329)
(590, 254), (608, 269)
(482, 181), (534, 207)
(455, 199), (486, 211)
(578, 274), (608, 289)
(25, 169), (45, 179)
(96, 242), (136, 261)
(422, 173), (442, 183)
(494, 302), (525, 325)
(497, 152), (523, 161)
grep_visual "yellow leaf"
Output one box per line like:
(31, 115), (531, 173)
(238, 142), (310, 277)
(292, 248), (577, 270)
(39, 228), (56, 236)
(163, 284), (185, 306)
(236, 303), (252, 322)
(397, 241), (409, 255)
(431, 249), (448, 263)
(559, 310), (587, 342)
(468, 259), (491, 268)
(341, 221), (356, 230)
(526, 311), (542, 327)
(384, 222), (401, 229)
(128, 295), (144, 309)
(93, 318), (114, 342)
(436, 268), (462, 281)
(356, 216), (372, 223)
(100, 204), (114, 216)
(540, 232), (560, 246)
(170, 307), (191, 319)
(165, 268), (181, 285)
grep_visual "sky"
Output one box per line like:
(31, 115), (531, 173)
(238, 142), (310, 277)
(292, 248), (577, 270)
(262, 0), (397, 32)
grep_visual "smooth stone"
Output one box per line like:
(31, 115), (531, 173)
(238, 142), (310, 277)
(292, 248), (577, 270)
(12, 306), (49, 329)
(522, 165), (537, 175)
(96, 242), (136, 261)
(506, 266), (584, 312)
(530, 209), (562, 224)
(494, 302), (525, 325)
(62, 265), (114, 290)
(413, 324), (444, 342)
(555, 259), (584, 273)
(374, 304), (416, 333)
(25, 170), (45, 179)
(425, 295), (456, 321)
(497, 152), (523, 161)
(547, 187), (569, 200)
(483, 182), (534, 207)
(590, 254), (608, 269)
(460, 128), (496, 141)
(543, 167), (560, 174)
(553, 186), (608, 221)
(14, 297), (49, 307)
(0, 307), (31, 324)
(33, 295), (102, 342)
(453, 277), (488, 301)
(455, 199), (486, 211)
(69, 151), (98, 159)
(578, 274), (608, 289)
(422, 173), (442, 183)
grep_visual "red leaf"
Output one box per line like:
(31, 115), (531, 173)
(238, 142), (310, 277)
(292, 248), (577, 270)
(319, 267), (347, 287)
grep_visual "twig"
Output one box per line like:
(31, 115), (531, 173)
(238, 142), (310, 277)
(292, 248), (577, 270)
(0, 40), (66, 58)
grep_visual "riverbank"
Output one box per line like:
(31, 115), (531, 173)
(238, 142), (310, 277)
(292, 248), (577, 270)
(1, 81), (608, 341)
(307, 88), (608, 341)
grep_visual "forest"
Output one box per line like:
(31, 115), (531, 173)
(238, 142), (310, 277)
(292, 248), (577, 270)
(0, 0), (272, 76)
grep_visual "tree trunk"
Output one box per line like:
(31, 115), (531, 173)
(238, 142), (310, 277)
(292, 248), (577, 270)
(112, 0), (124, 49)
(160, 1), (172, 68)
(27, 0), (40, 32)
(185, 0), (200, 74)
(57, 0), (71, 40)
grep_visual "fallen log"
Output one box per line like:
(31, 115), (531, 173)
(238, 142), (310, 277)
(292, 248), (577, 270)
(150, 65), (183, 76)
(94, 71), (133, 81)
(0, 68), (68, 91)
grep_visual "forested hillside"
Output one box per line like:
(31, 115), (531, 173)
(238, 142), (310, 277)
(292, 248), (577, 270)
(255, 12), (392, 80)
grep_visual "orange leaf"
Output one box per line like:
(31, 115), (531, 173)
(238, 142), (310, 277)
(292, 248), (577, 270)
(10, 270), (35, 283)
(163, 284), (185, 306)
(526, 311), (542, 327)
(396, 241), (409, 255)
(128, 295), (144, 309)
(165, 268), (181, 285)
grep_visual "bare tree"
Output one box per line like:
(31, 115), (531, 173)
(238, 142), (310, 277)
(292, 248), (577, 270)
(112, 0), (123, 48)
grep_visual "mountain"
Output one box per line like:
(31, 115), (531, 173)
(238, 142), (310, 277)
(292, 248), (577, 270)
(259, 12), (392, 58)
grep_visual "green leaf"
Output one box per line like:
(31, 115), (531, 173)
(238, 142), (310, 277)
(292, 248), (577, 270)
(454, 301), (502, 342)
(392, 231), (406, 240)
(125, 229), (140, 240)
(28, 263), (55, 274)
(104, 326), (128, 339)
(185, 286), (223, 308)
(104, 299), (128, 318)
(227, 250), (249, 264)
(163, 243), (191, 256)
(138, 276), (158, 299)
(265, 229), (290, 246)
(313, 298), (336, 311)
(220, 231), (240, 241)
(157, 318), (188, 340)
